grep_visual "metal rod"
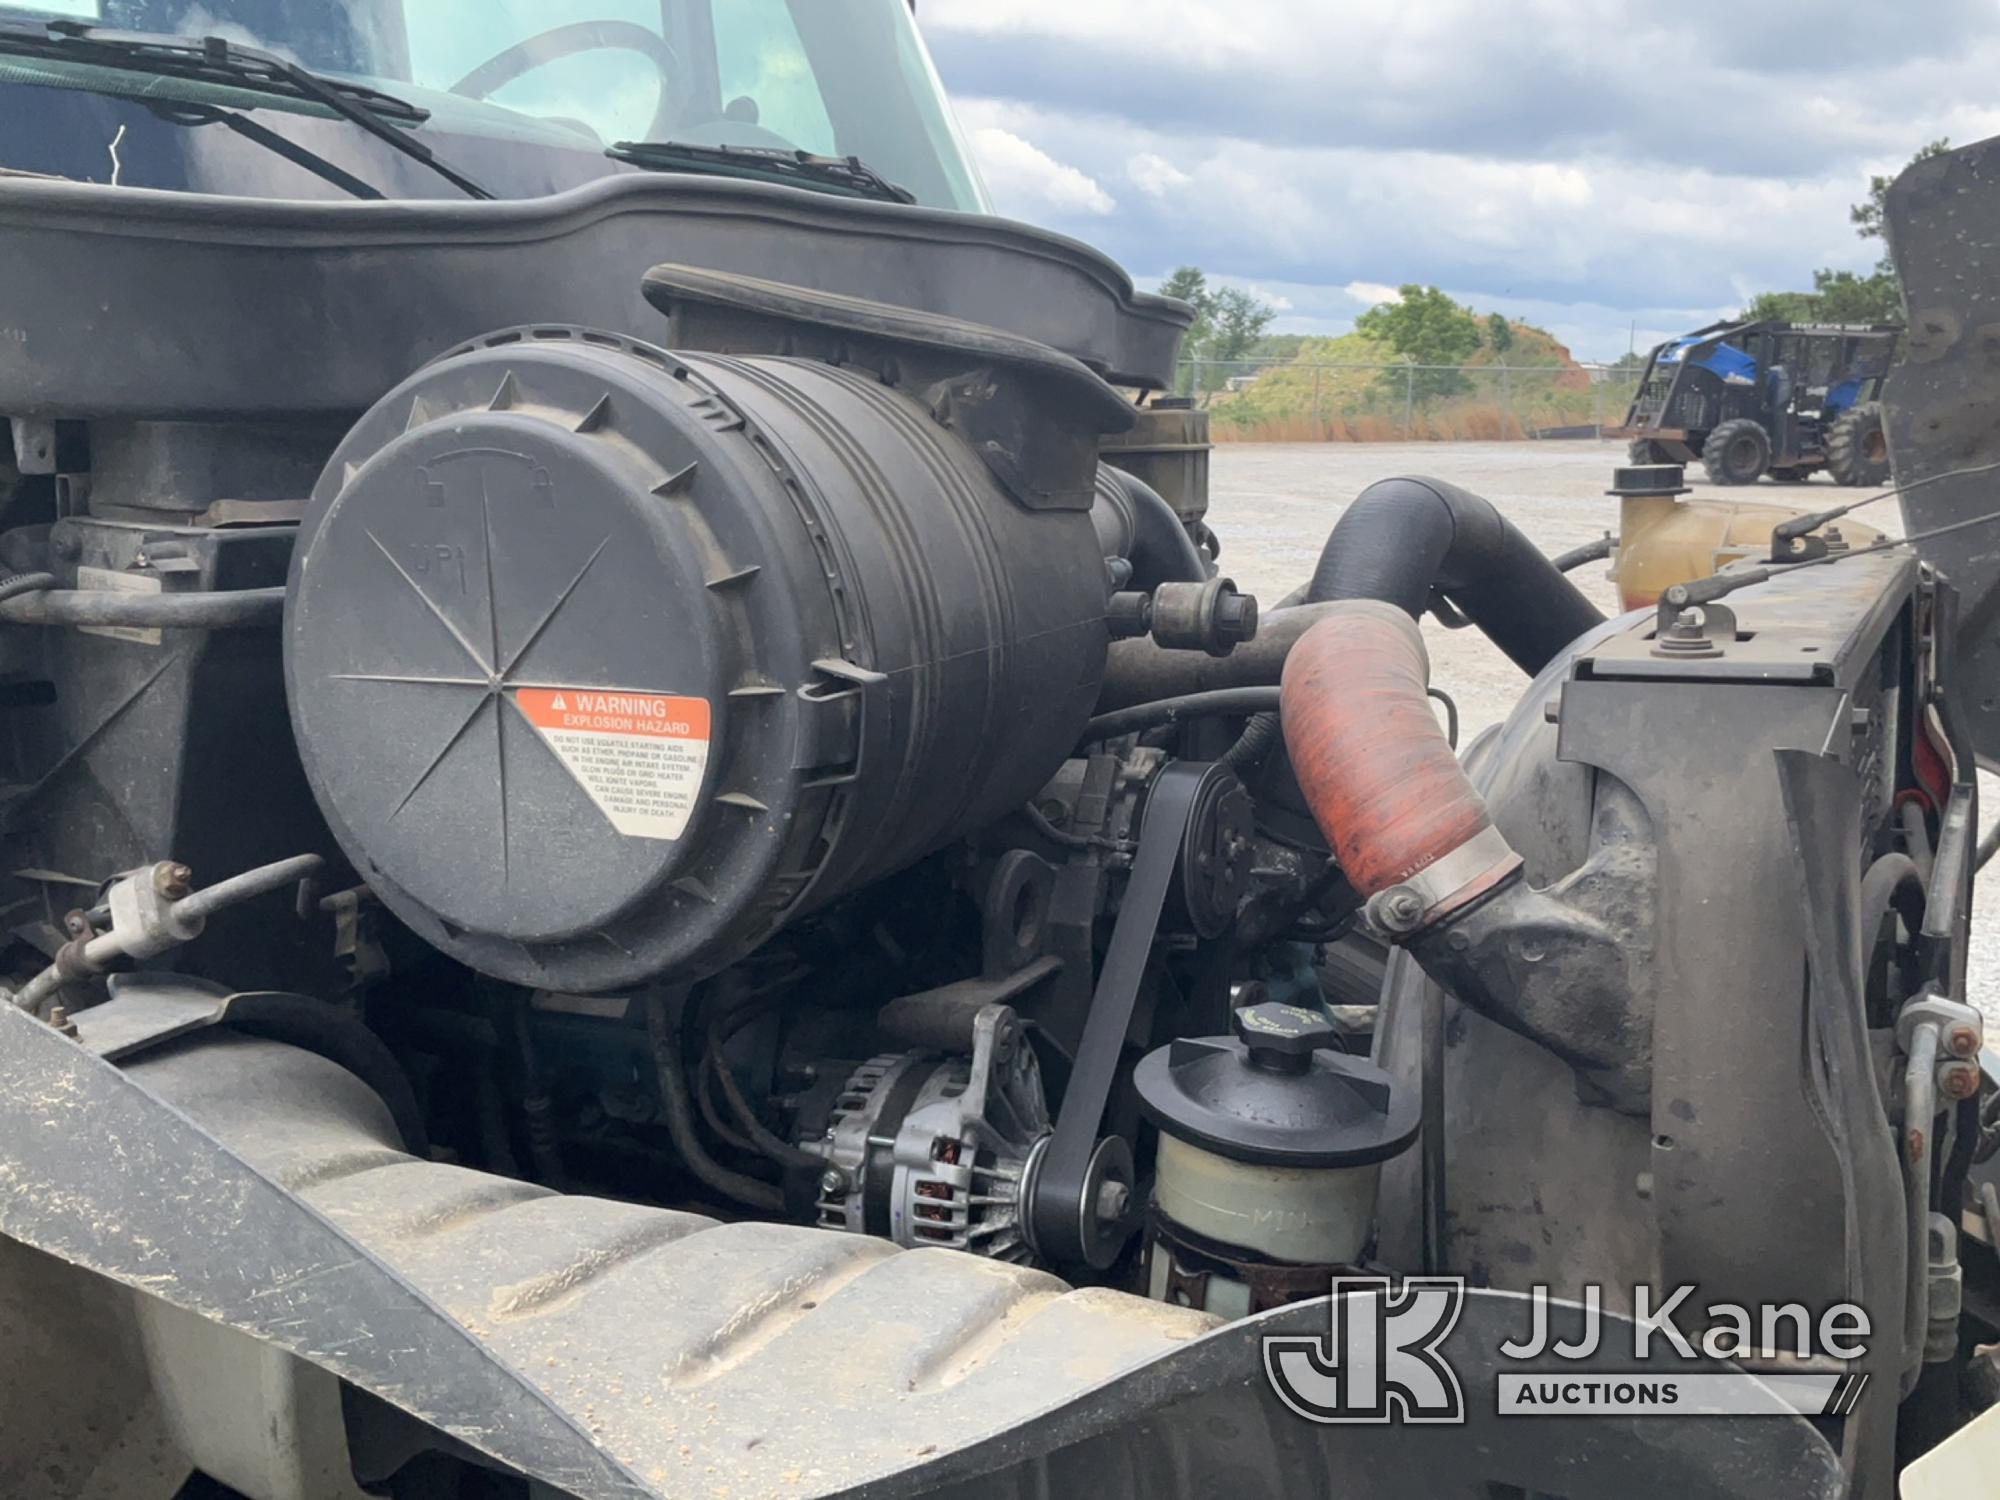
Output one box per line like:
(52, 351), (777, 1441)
(10, 854), (321, 1015)
(176, 853), (322, 922)
(1421, 978), (1447, 1274)
(0, 585), (285, 629)
(1901, 1019), (1941, 1396)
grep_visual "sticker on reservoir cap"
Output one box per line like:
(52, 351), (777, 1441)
(515, 687), (712, 840)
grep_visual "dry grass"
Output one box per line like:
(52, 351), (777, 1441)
(1213, 404), (1547, 443)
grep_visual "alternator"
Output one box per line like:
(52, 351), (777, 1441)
(807, 1003), (1050, 1262)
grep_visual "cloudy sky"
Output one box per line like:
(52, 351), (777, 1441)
(919, 0), (2000, 362)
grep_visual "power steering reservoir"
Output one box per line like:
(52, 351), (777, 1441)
(1135, 999), (1418, 1318)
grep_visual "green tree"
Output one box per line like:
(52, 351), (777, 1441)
(1160, 266), (1214, 393)
(1485, 312), (1515, 356)
(1160, 266), (1215, 348)
(1605, 348), (1650, 406)
(1160, 267), (1277, 393)
(1742, 289), (1823, 323)
(1356, 285), (1482, 403)
(1209, 285), (1278, 363)
(1808, 266), (1900, 323)
(1850, 138), (1952, 242)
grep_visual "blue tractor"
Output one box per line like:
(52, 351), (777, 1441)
(1610, 318), (1900, 485)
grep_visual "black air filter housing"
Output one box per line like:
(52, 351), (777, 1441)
(285, 326), (1112, 990)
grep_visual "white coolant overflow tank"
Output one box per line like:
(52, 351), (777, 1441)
(1134, 999), (1419, 1318)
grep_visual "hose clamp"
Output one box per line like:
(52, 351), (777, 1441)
(1365, 824), (1523, 937)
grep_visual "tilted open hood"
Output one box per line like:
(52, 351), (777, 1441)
(0, 170), (1189, 420)
(1884, 134), (2000, 766)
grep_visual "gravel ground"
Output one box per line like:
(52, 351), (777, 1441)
(1204, 439), (1997, 1014)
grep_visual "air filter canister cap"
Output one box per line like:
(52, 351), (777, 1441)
(286, 332), (831, 984)
(287, 323), (1110, 994)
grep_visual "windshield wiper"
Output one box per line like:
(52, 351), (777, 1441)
(147, 99), (387, 200)
(608, 140), (915, 205)
(0, 19), (493, 200)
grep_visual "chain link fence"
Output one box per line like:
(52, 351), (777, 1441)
(1176, 357), (1646, 442)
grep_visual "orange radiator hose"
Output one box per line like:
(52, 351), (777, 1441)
(1280, 600), (1508, 905)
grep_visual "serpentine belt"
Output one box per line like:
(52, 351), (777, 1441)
(1028, 759), (1225, 1266)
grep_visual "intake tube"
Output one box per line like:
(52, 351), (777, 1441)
(1307, 475), (1603, 676)
(1096, 475), (1601, 711)
(1091, 464), (1208, 590)
(1281, 600), (1520, 925)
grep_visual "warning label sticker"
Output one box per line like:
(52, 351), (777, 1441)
(515, 687), (712, 841)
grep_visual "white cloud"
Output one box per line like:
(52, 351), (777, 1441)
(1128, 152), (1194, 197)
(1526, 163), (1594, 207)
(922, 1), (1986, 359)
(943, 94), (1887, 356)
(968, 126), (1116, 216)
(1343, 281), (1403, 307)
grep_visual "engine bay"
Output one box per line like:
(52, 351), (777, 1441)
(0, 150), (1992, 1500)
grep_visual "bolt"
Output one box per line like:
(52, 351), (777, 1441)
(818, 1168), (847, 1196)
(153, 862), (193, 900)
(61, 909), (90, 938)
(1939, 1060), (1982, 1101)
(1094, 1180), (1132, 1224)
(1213, 588), (1258, 647)
(1946, 1025), (1984, 1059)
(1654, 606), (1723, 657)
(47, 1005), (77, 1039)
(1373, 886), (1427, 934)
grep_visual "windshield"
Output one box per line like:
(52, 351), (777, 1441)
(0, 0), (990, 209)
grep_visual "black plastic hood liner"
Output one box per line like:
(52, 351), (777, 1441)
(0, 170), (1191, 418)
(1884, 133), (2000, 767)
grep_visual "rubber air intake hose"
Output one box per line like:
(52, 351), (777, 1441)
(1306, 475), (1603, 675)
(1280, 600), (1519, 920)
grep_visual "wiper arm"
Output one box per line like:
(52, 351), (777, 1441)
(148, 99), (386, 201)
(0, 19), (493, 200)
(608, 140), (915, 205)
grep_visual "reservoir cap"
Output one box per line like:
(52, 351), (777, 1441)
(1135, 1001), (1419, 1168)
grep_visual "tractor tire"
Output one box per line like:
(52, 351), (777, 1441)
(1702, 419), (1772, 485)
(1628, 439), (1675, 465)
(1826, 402), (1890, 488)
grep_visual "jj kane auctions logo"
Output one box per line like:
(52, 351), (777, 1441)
(1263, 1277), (1872, 1422)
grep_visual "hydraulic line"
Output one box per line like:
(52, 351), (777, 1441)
(0, 584), (284, 629)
